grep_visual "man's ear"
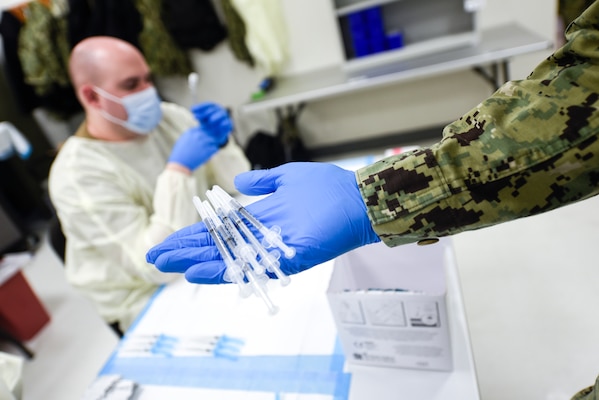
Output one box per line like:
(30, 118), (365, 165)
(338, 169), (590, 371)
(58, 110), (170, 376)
(80, 85), (100, 108)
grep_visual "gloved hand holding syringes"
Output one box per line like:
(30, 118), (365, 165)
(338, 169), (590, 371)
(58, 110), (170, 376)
(192, 185), (295, 314)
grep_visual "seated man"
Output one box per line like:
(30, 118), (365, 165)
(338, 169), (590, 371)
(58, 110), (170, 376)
(48, 36), (250, 334)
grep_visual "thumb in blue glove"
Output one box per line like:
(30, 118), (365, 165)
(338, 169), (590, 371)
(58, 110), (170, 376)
(146, 222), (227, 283)
(146, 162), (381, 284)
(191, 102), (232, 146)
(168, 125), (222, 171)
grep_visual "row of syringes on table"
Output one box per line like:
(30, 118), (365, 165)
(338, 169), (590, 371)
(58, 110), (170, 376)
(193, 185), (296, 315)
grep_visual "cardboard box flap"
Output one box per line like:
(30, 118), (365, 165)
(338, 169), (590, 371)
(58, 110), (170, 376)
(330, 241), (447, 294)
(327, 239), (453, 371)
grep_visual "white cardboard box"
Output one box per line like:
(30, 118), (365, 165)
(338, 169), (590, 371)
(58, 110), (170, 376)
(327, 239), (453, 371)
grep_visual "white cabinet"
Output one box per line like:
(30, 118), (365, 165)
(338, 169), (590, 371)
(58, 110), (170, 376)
(332, 0), (483, 73)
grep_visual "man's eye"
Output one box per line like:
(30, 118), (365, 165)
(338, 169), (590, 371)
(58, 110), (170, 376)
(122, 79), (140, 91)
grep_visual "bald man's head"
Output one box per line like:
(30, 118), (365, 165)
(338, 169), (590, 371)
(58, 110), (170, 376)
(68, 36), (157, 139)
(69, 36), (148, 92)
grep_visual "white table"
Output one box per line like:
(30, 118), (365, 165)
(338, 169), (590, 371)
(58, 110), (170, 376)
(96, 240), (479, 400)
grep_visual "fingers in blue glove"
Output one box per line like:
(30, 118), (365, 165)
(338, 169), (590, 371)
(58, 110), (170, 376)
(191, 102), (227, 126)
(234, 169), (281, 196)
(205, 112), (232, 131)
(146, 222), (210, 264)
(203, 108), (226, 122)
(153, 246), (222, 273)
(191, 102), (220, 119)
(185, 260), (228, 284)
(168, 125), (221, 170)
(190, 102), (232, 144)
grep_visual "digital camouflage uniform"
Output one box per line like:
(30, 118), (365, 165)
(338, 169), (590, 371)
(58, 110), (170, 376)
(357, 3), (599, 398)
(358, 2), (599, 247)
(559, 0), (595, 31)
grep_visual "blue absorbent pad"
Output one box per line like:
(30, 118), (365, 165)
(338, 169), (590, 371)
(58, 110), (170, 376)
(101, 352), (351, 399)
(102, 265), (350, 398)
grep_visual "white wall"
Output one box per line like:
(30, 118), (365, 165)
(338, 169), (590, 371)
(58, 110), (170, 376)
(2, 0), (556, 149)
(152, 0), (559, 149)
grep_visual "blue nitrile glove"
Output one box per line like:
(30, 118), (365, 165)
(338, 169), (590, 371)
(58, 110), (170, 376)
(146, 162), (381, 284)
(168, 125), (224, 171)
(191, 102), (232, 147)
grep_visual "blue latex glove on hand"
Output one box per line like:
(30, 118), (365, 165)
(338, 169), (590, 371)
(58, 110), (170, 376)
(146, 162), (381, 284)
(168, 125), (224, 171)
(191, 102), (232, 146)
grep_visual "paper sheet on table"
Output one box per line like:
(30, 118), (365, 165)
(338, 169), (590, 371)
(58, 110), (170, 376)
(100, 262), (351, 399)
(127, 262), (338, 356)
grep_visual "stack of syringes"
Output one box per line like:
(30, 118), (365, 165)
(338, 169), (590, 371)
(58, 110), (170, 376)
(193, 185), (296, 315)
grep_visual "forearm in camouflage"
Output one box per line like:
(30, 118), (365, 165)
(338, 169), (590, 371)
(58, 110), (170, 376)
(357, 2), (599, 247)
(571, 375), (599, 400)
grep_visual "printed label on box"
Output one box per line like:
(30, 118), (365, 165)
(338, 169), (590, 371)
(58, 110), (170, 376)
(327, 241), (453, 371)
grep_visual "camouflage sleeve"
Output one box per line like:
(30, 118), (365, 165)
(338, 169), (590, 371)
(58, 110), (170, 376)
(357, 2), (599, 247)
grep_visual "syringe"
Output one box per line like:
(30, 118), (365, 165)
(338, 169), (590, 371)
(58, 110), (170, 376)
(199, 197), (279, 315)
(192, 197), (250, 298)
(241, 263), (279, 315)
(209, 188), (290, 286)
(200, 199), (252, 293)
(188, 72), (199, 104)
(211, 186), (296, 259)
(205, 190), (266, 276)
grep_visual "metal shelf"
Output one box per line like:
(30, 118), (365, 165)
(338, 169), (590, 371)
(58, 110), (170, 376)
(240, 23), (553, 115)
(335, 0), (402, 17)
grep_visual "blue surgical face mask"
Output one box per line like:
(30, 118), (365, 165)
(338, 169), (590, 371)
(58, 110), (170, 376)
(94, 86), (163, 134)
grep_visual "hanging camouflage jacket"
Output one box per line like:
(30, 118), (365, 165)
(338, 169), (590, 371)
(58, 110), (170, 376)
(18, 1), (71, 96)
(221, 0), (254, 67)
(357, 1), (599, 249)
(134, 0), (192, 76)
